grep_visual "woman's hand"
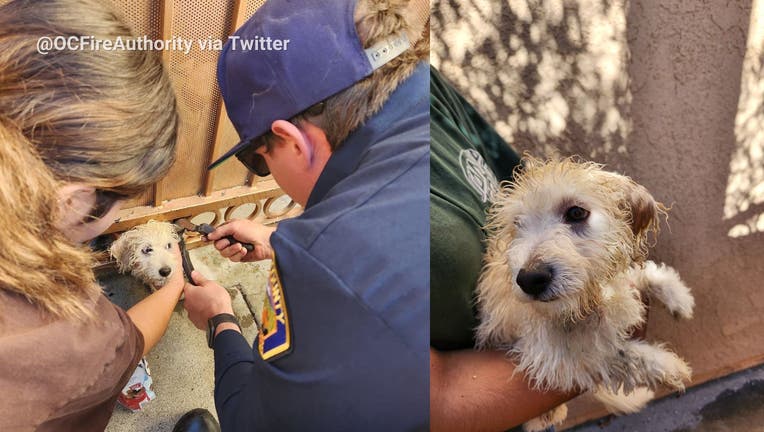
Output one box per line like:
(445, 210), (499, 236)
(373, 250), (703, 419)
(162, 242), (186, 293)
(126, 242), (185, 355)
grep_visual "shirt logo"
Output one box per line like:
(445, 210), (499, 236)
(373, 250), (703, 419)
(258, 256), (292, 361)
(459, 149), (499, 203)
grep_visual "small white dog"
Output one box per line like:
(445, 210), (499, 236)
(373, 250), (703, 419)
(110, 220), (180, 290)
(475, 157), (695, 431)
(108, 220), (262, 329)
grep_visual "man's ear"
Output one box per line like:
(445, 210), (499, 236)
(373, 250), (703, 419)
(271, 120), (312, 161)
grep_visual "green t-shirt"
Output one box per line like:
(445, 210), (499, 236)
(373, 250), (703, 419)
(430, 67), (521, 350)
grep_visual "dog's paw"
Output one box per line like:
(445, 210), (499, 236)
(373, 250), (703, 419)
(644, 262), (695, 319)
(660, 353), (692, 392)
(644, 345), (692, 391)
(667, 288), (695, 321)
(523, 404), (567, 432)
(594, 385), (654, 414)
(625, 341), (692, 392)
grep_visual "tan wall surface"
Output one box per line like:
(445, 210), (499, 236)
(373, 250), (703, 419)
(433, 0), (764, 427)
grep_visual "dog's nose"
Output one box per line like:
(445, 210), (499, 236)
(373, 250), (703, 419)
(159, 266), (172, 277)
(516, 265), (553, 296)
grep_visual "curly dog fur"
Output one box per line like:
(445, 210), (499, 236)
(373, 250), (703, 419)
(475, 157), (694, 431)
(109, 220), (180, 290)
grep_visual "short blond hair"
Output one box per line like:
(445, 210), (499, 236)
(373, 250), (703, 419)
(0, 0), (179, 320)
(256, 0), (429, 151)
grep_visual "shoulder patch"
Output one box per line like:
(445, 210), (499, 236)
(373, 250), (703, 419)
(459, 148), (499, 203)
(258, 256), (292, 361)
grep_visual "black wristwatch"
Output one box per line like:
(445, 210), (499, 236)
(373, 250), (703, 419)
(207, 313), (241, 348)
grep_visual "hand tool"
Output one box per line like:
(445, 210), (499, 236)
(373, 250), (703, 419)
(175, 218), (255, 254)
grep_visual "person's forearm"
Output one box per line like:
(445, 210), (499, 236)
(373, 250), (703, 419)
(126, 280), (184, 356)
(254, 225), (276, 260)
(430, 348), (578, 432)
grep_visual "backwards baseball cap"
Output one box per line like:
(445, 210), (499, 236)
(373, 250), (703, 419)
(208, 0), (417, 174)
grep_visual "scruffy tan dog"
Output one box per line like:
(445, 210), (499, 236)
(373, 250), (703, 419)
(475, 157), (695, 432)
(110, 220), (180, 290)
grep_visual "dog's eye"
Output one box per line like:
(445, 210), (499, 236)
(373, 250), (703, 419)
(141, 246), (153, 255)
(166, 243), (172, 249)
(564, 206), (590, 223)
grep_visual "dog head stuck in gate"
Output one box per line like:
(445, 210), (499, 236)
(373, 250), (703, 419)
(110, 220), (181, 290)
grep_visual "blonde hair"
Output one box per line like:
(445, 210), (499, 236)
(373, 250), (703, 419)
(321, 0), (429, 147)
(258, 0), (429, 150)
(0, 119), (99, 320)
(0, 0), (179, 320)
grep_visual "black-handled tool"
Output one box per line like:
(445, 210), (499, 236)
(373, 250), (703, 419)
(175, 218), (255, 253)
(178, 235), (195, 282)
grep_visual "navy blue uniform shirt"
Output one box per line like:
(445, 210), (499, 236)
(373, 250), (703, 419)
(213, 62), (429, 431)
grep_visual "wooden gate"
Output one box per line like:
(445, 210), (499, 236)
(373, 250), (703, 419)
(105, 0), (299, 242)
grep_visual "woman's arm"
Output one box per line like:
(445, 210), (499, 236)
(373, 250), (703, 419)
(126, 244), (184, 356)
(430, 348), (578, 432)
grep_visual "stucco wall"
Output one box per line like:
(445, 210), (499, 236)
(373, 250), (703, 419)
(432, 0), (763, 426)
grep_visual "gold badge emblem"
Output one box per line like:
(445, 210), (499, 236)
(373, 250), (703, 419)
(258, 256), (291, 360)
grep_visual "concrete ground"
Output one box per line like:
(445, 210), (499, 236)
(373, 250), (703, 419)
(569, 364), (764, 432)
(102, 245), (269, 432)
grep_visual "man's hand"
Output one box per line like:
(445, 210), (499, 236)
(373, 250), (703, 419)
(206, 219), (276, 262)
(183, 271), (235, 330)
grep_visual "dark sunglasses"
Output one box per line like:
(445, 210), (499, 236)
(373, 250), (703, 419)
(235, 142), (270, 177)
(234, 102), (327, 177)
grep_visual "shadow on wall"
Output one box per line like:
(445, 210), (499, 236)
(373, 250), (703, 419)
(725, 0), (764, 239)
(432, 0), (764, 239)
(431, 0), (631, 168)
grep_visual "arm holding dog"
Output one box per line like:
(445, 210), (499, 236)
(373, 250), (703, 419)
(430, 348), (577, 432)
(125, 243), (185, 356)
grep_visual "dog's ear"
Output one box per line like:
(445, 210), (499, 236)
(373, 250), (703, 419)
(598, 171), (661, 237)
(109, 234), (132, 273)
(172, 223), (184, 234)
(624, 181), (659, 237)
